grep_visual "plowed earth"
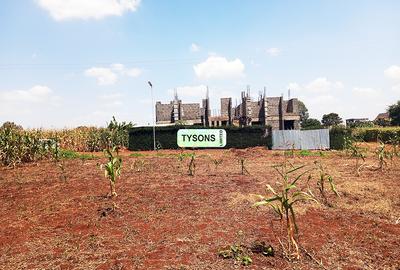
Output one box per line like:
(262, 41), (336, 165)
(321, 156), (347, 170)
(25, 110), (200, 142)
(0, 148), (399, 269)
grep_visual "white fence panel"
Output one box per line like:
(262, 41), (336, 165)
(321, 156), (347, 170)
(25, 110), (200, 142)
(272, 129), (330, 150)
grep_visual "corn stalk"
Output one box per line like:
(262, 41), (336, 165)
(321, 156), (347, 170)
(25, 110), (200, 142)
(254, 162), (318, 260)
(101, 147), (122, 197)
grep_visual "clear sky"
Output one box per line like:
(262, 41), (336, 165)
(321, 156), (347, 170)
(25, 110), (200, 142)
(1, 0), (399, 128)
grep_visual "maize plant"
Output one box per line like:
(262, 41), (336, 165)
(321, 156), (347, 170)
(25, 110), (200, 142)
(238, 157), (249, 175)
(344, 136), (366, 176)
(375, 141), (392, 171)
(210, 157), (223, 175)
(254, 162), (317, 260)
(107, 116), (134, 149)
(312, 161), (339, 206)
(0, 126), (52, 167)
(389, 135), (400, 158)
(49, 133), (67, 181)
(101, 147), (122, 197)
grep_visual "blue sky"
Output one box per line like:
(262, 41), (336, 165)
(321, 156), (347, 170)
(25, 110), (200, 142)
(1, 0), (400, 128)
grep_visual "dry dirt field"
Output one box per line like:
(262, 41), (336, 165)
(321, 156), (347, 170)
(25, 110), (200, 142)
(0, 147), (399, 270)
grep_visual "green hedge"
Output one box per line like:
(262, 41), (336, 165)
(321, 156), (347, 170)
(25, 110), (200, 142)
(128, 126), (272, 150)
(329, 127), (352, 150)
(352, 127), (400, 143)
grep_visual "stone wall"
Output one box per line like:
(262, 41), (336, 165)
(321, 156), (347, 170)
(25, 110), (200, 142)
(181, 103), (201, 121)
(220, 98), (231, 117)
(156, 102), (173, 122)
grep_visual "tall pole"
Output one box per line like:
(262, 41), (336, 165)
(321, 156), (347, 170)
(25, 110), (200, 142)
(148, 81), (156, 150)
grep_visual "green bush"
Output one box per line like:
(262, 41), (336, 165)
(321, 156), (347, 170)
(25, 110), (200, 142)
(352, 127), (400, 143)
(128, 126), (272, 150)
(329, 127), (352, 150)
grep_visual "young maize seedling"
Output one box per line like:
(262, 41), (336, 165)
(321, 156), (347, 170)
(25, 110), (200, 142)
(254, 162), (318, 260)
(50, 134), (67, 181)
(313, 161), (339, 206)
(176, 150), (188, 173)
(238, 158), (249, 175)
(188, 153), (196, 176)
(101, 147), (122, 197)
(210, 157), (223, 175)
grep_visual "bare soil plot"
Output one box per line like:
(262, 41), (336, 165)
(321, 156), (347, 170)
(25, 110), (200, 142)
(0, 147), (399, 269)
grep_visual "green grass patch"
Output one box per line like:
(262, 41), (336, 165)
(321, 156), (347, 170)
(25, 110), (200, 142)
(129, 152), (145, 157)
(60, 149), (97, 160)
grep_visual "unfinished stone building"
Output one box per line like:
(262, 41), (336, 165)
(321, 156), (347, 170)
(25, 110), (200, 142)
(155, 88), (301, 130)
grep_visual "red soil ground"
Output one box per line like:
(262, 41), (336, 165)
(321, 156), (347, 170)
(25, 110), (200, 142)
(0, 148), (399, 269)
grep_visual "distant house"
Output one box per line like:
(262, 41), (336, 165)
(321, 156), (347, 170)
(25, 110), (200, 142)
(374, 112), (390, 122)
(346, 118), (369, 127)
(374, 112), (391, 126)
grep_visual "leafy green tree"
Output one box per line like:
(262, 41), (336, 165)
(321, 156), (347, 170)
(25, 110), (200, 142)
(322, 113), (343, 127)
(374, 118), (391, 127)
(298, 101), (309, 123)
(388, 101), (400, 126)
(301, 118), (323, 130)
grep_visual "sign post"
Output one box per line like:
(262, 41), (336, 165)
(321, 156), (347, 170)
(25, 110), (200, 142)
(177, 129), (226, 148)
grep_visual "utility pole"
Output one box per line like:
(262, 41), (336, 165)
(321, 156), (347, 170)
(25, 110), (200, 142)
(148, 81), (156, 151)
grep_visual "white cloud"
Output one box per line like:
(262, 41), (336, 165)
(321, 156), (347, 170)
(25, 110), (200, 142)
(85, 63), (141, 85)
(384, 65), (400, 80)
(289, 77), (343, 94)
(392, 84), (400, 93)
(110, 63), (125, 71)
(0, 85), (54, 103)
(0, 85), (60, 118)
(190, 43), (200, 52)
(193, 56), (245, 80)
(265, 47), (281, 57)
(170, 85), (208, 98)
(125, 68), (142, 77)
(36, 0), (141, 21)
(287, 82), (301, 92)
(305, 77), (343, 92)
(353, 87), (380, 97)
(85, 67), (117, 85)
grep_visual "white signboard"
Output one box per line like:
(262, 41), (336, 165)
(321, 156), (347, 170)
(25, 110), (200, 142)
(177, 129), (226, 148)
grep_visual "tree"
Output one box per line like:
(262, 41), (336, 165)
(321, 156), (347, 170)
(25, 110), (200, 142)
(301, 118), (323, 130)
(322, 113), (343, 127)
(298, 101), (309, 122)
(374, 118), (391, 127)
(388, 101), (400, 126)
(0, 121), (23, 130)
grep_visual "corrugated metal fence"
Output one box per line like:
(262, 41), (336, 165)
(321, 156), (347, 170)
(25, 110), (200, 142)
(272, 129), (330, 150)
